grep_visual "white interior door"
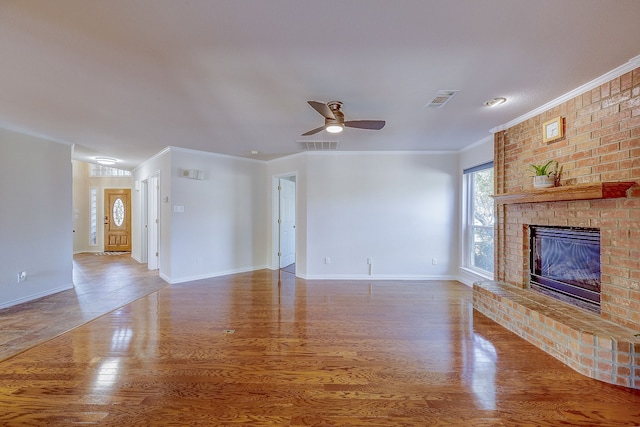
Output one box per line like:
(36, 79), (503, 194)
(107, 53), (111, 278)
(140, 179), (148, 263)
(279, 178), (296, 268)
(147, 175), (159, 270)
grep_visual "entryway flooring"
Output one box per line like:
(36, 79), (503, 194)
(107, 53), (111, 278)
(1, 256), (640, 425)
(0, 253), (167, 362)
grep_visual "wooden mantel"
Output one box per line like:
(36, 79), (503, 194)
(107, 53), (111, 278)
(492, 182), (636, 205)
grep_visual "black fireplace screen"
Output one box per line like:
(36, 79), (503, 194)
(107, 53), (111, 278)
(530, 226), (601, 312)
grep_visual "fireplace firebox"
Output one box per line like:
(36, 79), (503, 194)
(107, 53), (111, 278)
(529, 226), (601, 313)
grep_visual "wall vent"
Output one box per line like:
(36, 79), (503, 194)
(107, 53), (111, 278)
(427, 90), (460, 108)
(299, 141), (339, 151)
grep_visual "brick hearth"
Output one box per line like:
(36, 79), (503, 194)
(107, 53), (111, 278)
(473, 281), (640, 389)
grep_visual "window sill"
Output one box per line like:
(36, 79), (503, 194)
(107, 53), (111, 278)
(459, 266), (493, 281)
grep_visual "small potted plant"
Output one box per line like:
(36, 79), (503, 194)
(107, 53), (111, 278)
(530, 160), (562, 188)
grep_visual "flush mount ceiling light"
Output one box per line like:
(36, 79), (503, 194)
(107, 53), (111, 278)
(95, 157), (117, 165)
(485, 97), (507, 107)
(325, 123), (344, 133)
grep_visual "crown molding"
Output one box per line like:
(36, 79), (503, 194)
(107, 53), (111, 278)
(458, 135), (493, 153)
(132, 146), (171, 172)
(168, 146), (266, 164)
(490, 54), (640, 134)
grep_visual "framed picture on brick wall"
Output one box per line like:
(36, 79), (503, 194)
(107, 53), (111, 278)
(542, 116), (563, 143)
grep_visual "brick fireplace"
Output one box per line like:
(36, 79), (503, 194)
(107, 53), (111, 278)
(473, 65), (640, 389)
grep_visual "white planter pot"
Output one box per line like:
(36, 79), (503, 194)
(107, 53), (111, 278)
(533, 175), (555, 188)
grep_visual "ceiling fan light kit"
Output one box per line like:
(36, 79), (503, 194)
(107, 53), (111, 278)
(301, 100), (385, 136)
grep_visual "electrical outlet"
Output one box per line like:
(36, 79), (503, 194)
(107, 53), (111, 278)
(325, 257), (331, 264)
(17, 271), (27, 283)
(367, 258), (372, 265)
(432, 258), (438, 265)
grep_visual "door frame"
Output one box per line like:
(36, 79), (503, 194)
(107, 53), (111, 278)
(147, 173), (160, 271)
(140, 179), (149, 263)
(271, 172), (297, 271)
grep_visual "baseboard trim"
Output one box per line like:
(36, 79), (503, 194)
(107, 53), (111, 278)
(162, 265), (270, 284)
(300, 274), (459, 281)
(0, 283), (74, 310)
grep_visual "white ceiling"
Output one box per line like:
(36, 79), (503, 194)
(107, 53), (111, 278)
(1, 0), (640, 170)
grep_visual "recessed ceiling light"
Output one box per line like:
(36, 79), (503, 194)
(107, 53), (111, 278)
(95, 157), (117, 165)
(251, 150), (259, 155)
(485, 97), (507, 107)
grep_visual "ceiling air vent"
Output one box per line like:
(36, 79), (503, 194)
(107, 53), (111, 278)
(299, 141), (339, 151)
(427, 90), (459, 108)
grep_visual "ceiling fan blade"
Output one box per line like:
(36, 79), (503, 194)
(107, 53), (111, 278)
(301, 125), (326, 136)
(307, 101), (335, 119)
(344, 120), (386, 130)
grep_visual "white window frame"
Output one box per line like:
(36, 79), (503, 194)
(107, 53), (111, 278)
(89, 164), (131, 177)
(89, 188), (98, 246)
(462, 162), (494, 278)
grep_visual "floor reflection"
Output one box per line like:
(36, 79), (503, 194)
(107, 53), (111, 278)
(0, 253), (167, 362)
(469, 333), (497, 410)
(93, 357), (121, 392)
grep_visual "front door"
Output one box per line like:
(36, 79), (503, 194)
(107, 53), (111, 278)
(104, 188), (132, 252)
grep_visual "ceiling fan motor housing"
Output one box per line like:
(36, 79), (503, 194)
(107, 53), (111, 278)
(326, 101), (344, 127)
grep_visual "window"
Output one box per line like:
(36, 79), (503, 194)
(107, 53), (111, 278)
(90, 188), (97, 246)
(89, 164), (131, 177)
(463, 162), (494, 275)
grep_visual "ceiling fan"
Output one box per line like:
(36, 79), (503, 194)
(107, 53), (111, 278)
(301, 101), (385, 136)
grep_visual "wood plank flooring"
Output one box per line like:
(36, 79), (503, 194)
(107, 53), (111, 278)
(0, 253), (168, 362)
(1, 256), (640, 425)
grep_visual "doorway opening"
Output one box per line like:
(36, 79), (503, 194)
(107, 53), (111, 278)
(273, 174), (296, 275)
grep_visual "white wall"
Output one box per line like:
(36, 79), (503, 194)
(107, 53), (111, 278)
(459, 137), (494, 171)
(167, 148), (268, 283)
(303, 152), (459, 279)
(457, 136), (495, 286)
(132, 147), (268, 284)
(0, 129), (73, 308)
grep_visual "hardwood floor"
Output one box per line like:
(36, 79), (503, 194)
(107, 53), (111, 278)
(0, 253), (168, 362)
(1, 256), (640, 425)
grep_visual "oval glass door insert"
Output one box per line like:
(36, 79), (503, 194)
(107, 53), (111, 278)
(113, 198), (125, 226)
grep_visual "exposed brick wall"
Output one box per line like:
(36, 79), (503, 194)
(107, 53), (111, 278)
(494, 67), (640, 330)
